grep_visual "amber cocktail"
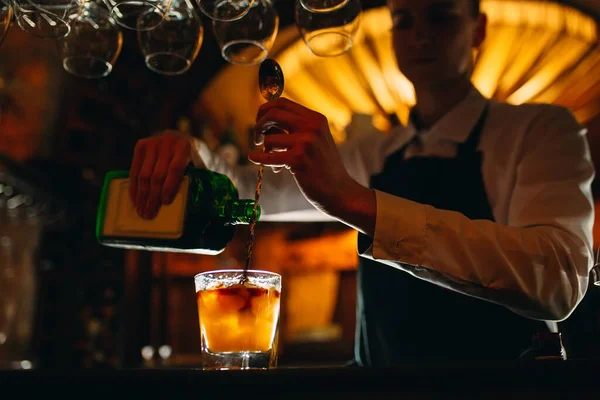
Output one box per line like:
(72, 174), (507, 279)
(194, 270), (281, 370)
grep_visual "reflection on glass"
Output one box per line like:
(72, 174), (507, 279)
(137, 0), (203, 75)
(591, 262), (600, 286)
(0, 1), (12, 48)
(212, 0), (278, 66)
(58, 1), (123, 79)
(12, 0), (74, 38)
(295, 0), (361, 57)
(104, 0), (172, 30)
(299, 0), (348, 13)
(197, 0), (253, 22)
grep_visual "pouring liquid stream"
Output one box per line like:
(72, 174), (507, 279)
(242, 59), (285, 282)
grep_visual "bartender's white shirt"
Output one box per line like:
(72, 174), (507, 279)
(190, 88), (595, 322)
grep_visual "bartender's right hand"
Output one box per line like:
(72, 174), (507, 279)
(129, 130), (191, 219)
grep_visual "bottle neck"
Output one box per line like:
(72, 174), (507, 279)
(223, 199), (260, 225)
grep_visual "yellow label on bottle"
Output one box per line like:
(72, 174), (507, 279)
(102, 177), (189, 239)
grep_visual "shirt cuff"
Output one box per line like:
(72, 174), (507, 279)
(189, 137), (208, 169)
(359, 190), (427, 267)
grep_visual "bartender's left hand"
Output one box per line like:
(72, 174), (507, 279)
(249, 98), (376, 236)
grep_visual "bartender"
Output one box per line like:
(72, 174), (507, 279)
(129, 0), (595, 365)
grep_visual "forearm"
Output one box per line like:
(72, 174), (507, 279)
(362, 191), (593, 321)
(326, 180), (377, 237)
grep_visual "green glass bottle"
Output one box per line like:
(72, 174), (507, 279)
(95, 167), (259, 254)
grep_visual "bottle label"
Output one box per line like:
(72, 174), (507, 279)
(101, 177), (189, 239)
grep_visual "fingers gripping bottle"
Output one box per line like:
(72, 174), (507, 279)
(95, 167), (260, 254)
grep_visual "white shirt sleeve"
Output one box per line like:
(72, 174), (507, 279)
(359, 106), (596, 322)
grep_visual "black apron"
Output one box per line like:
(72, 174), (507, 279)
(356, 105), (547, 366)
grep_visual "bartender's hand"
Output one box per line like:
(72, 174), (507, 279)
(129, 131), (191, 219)
(250, 98), (376, 236)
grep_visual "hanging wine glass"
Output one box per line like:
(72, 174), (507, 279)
(104, 0), (172, 30)
(0, 1), (12, 48)
(295, 0), (361, 57)
(197, 0), (253, 22)
(212, 0), (278, 65)
(299, 0), (348, 13)
(12, 0), (75, 39)
(137, 0), (203, 75)
(57, 1), (123, 79)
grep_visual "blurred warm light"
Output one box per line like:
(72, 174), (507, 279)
(198, 1), (599, 143)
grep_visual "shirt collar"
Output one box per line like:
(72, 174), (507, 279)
(408, 87), (489, 144)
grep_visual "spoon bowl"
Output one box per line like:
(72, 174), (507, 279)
(259, 58), (284, 101)
(257, 58), (287, 172)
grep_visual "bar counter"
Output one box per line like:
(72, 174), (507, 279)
(0, 360), (597, 398)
